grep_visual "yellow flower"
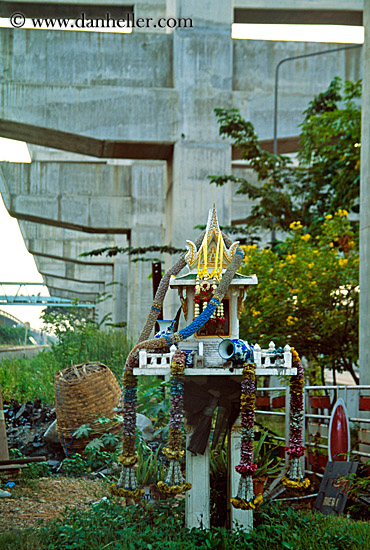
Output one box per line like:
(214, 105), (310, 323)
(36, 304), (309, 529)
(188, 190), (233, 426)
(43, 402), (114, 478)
(286, 316), (298, 325)
(309, 281), (317, 286)
(301, 234), (311, 242)
(289, 221), (302, 230)
(338, 258), (348, 267)
(308, 263), (314, 269)
(325, 214), (333, 220)
(252, 310), (261, 317)
(241, 244), (257, 253)
(337, 209), (348, 217)
(329, 243), (334, 248)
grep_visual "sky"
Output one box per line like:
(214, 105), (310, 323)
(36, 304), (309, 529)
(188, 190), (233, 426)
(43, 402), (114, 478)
(0, 23), (364, 330)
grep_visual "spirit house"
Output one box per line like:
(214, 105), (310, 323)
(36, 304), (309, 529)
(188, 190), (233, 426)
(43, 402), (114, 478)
(170, 205), (257, 367)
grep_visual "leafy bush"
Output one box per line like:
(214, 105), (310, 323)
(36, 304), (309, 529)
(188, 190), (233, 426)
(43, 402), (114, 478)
(0, 326), (29, 346)
(1, 498), (370, 550)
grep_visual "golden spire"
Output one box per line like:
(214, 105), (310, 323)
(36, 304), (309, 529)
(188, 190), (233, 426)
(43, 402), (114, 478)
(185, 205), (239, 277)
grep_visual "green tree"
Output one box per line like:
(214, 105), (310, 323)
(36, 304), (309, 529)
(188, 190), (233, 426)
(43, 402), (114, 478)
(210, 77), (361, 237)
(210, 77), (361, 383)
(239, 211), (359, 384)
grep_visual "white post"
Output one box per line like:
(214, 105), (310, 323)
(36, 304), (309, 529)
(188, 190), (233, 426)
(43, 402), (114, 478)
(254, 343), (261, 367)
(185, 432), (210, 529)
(230, 418), (253, 531)
(284, 344), (292, 368)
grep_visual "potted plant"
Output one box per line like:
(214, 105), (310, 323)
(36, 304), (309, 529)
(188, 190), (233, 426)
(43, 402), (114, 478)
(252, 430), (284, 495)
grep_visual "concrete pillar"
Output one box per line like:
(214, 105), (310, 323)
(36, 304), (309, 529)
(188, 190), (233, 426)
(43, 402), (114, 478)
(127, 162), (166, 339)
(360, 0), (370, 387)
(112, 255), (129, 328)
(166, 0), (234, 318)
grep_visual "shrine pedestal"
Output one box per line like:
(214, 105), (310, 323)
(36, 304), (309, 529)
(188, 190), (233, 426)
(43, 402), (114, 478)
(134, 361), (297, 531)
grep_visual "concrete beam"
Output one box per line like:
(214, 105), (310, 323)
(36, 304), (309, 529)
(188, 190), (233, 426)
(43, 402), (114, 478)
(44, 275), (105, 295)
(34, 256), (113, 284)
(234, 8), (363, 26)
(47, 285), (99, 303)
(0, 119), (174, 160)
(234, 0), (363, 11)
(0, 162), (132, 233)
(19, 220), (126, 265)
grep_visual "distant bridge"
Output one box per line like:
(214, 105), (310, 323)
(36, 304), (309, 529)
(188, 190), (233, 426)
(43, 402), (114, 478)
(0, 283), (95, 308)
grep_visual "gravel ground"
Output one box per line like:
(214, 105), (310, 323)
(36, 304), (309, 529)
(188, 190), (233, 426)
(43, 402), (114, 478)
(0, 477), (109, 531)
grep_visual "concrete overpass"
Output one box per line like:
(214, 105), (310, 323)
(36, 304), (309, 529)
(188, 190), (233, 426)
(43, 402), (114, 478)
(0, 0), (363, 337)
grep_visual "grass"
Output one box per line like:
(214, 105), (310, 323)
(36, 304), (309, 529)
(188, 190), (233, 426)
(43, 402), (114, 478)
(0, 498), (369, 550)
(0, 327), (132, 404)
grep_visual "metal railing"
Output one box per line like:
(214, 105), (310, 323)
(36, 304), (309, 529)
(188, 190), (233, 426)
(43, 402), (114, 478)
(254, 384), (370, 470)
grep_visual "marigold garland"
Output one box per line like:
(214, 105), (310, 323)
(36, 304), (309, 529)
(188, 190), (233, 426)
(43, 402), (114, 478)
(109, 355), (141, 499)
(231, 361), (262, 511)
(157, 349), (192, 496)
(282, 347), (310, 490)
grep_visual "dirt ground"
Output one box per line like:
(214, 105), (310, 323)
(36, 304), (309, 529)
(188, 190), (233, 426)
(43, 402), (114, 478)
(0, 477), (108, 531)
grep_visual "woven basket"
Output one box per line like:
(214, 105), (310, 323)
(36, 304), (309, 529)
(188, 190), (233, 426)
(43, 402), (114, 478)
(54, 362), (122, 456)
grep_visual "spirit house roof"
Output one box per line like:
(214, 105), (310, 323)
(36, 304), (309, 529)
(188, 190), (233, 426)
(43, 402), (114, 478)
(171, 205), (257, 288)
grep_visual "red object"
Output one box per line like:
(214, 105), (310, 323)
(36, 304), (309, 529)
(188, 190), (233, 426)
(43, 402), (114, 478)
(272, 396), (286, 408)
(308, 452), (328, 474)
(328, 399), (350, 462)
(310, 396), (331, 409)
(256, 396), (270, 407)
(359, 396), (370, 411)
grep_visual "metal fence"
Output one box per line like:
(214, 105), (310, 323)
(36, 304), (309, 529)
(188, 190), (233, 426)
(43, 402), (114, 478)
(254, 384), (370, 473)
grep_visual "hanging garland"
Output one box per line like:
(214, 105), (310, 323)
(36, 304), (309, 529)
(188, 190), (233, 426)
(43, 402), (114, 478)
(110, 370), (144, 499)
(157, 349), (192, 496)
(231, 361), (263, 510)
(282, 347), (310, 490)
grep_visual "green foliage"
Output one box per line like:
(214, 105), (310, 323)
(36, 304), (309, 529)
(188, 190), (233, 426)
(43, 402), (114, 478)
(136, 444), (166, 486)
(252, 430), (283, 478)
(137, 377), (170, 439)
(0, 320), (132, 403)
(210, 446), (227, 480)
(239, 211), (359, 383)
(2, 498), (370, 550)
(211, 77), (361, 235)
(0, 326), (29, 346)
(62, 454), (88, 477)
(8, 448), (50, 480)
(81, 244), (186, 261)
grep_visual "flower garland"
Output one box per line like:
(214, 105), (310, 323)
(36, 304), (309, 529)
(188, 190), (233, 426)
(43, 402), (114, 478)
(282, 348), (310, 490)
(157, 349), (192, 496)
(110, 369), (144, 499)
(231, 361), (263, 510)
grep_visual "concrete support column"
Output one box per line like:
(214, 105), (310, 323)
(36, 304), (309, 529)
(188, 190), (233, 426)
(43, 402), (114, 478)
(360, 0), (370, 387)
(112, 254), (129, 328)
(127, 162), (166, 339)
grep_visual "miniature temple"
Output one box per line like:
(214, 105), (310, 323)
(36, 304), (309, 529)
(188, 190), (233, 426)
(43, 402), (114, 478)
(113, 205), (308, 532)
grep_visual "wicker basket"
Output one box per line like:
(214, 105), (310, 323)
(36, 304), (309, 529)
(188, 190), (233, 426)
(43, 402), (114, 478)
(54, 362), (122, 456)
